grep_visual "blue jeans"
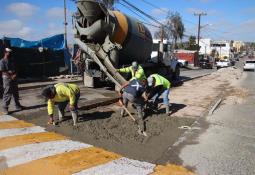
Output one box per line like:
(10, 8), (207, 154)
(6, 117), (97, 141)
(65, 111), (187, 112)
(151, 88), (170, 106)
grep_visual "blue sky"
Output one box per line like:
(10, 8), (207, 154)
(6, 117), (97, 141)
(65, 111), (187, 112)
(0, 0), (254, 42)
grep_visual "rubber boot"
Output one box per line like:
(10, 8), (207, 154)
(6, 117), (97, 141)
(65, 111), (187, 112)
(71, 111), (78, 126)
(58, 109), (65, 122)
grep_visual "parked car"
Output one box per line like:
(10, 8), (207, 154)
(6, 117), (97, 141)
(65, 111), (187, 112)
(243, 60), (255, 71)
(216, 60), (231, 69)
(199, 59), (213, 69)
(177, 59), (188, 67)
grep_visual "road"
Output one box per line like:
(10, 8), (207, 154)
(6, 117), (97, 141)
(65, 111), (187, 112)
(176, 61), (255, 174)
(180, 68), (216, 81)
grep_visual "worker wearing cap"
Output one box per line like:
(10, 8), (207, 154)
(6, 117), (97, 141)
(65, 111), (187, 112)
(119, 78), (147, 135)
(146, 74), (171, 114)
(0, 48), (24, 114)
(41, 83), (80, 126)
(116, 61), (146, 81)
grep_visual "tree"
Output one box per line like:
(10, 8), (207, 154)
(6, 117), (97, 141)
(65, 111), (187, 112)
(154, 28), (169, 39)
(154, 11), (185, 49)
(167, 12), (185, 49)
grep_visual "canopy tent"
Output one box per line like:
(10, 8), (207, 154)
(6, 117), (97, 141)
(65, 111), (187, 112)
(0, 34), (72, 78)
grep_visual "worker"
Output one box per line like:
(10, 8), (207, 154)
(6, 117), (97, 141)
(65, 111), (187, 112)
(41, 83), (80, 126)
(119, 78), (147, 135)
(0, 48), (24, 114)
(146, 74), (171, 114)
(116, 61), (146, 81)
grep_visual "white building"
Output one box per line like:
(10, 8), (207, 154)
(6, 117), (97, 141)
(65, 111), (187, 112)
(198, 39), (232, 59)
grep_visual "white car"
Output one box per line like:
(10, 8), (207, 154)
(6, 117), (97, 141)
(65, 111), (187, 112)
(177, 59), (188, 67)
(243, 60), (255, 71)
(216, 60), (231, 69)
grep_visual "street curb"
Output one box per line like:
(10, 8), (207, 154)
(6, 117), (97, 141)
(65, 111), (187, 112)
(18, 79), (83, 90)
(79, 97), (119, 110)
(208, 98), (222, 115)
(181, 73), (212, 83)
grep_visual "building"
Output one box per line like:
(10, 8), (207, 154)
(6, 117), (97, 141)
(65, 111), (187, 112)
(233, 41), (245, 53)
(198, 39), (233, 59)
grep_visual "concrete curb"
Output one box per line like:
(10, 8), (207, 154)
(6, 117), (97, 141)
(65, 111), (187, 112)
(19, 79), (83, 90)
(181, 73), (211, 83)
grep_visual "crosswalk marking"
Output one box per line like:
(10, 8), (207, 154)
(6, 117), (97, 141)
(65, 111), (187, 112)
(0, 120), (34, 129)
(151, 164), (196, 175)
(0, 132), (66, 151)
(2, 147), (121, 175)
(0, 140), (91, 168)
(0, 115), (17, 122)
(0, 126), (45, 138)
(0, 114), (195, 175)
(73, 157), (155, 175)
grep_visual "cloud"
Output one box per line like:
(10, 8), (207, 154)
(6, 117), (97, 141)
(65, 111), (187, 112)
(7, 2), (39, 18)
(151, 8), (169, 16)
(0, 19), (33, 39)
(46, 7), (65, 19)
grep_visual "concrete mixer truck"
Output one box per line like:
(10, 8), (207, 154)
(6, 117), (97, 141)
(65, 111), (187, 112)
(73, 0), (181, 88)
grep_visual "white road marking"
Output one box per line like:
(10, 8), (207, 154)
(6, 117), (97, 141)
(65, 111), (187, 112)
(0, 126), (46, 138)
(0, 140), (92, 167)
(73, 157), (155, 175)
(0, 115), (17, 122)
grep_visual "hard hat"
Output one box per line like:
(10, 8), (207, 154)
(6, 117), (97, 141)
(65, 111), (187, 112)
(147, 76), (154, 86)
(131, 61), (138, 70)
(5, 48), (12, 52)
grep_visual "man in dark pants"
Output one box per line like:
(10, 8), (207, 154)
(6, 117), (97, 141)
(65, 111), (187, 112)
(119, 79), (147, 136)
(0, 48), (23, 114)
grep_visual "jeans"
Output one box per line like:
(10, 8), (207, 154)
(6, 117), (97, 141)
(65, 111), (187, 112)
(151, 88), (170, 106)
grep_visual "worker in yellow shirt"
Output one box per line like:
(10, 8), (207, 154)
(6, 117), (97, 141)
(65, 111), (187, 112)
(146, 74), (171, 114)
(116, 61), (146, 81)
(41, 83), (80, 126)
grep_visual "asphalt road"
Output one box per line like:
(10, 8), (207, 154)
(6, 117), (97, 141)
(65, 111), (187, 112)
(178, 63), (255, 174)
(180, 68), (216, 81)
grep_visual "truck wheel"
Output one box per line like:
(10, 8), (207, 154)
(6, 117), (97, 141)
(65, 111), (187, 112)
(173, 65), (180, 80)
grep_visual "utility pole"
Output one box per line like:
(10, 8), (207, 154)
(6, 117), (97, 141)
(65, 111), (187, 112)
(194, 12), (207, 66)
(158, 25), (164, 63)
(64, 0), (68, 48)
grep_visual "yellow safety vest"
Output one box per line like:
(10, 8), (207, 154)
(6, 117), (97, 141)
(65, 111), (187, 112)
(150, 74), (171, 89)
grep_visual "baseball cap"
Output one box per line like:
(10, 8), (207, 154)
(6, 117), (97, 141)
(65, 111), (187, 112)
(147, 76), (153, 86)
(131, 61), (138, 70)
(5, 48), (12, 52)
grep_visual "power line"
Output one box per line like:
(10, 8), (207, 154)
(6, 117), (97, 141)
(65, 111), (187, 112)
(118, 2), (160, 28)
(120, 0), (164, 26)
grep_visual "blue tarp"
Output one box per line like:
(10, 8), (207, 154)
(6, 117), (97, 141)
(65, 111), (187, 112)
(3, 34), (65, 50)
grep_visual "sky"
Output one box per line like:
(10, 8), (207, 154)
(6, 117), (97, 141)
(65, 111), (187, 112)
(0, 0), (254, 43)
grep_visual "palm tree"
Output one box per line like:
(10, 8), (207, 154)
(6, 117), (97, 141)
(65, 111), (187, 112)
(167, 12), (185, 49)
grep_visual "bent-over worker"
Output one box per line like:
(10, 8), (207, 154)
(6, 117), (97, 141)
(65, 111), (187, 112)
(146, 74), (171, 114)
(119, 78), (147, 135)
(116, 61), (146, 81)
(41, 83), (80, 126)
